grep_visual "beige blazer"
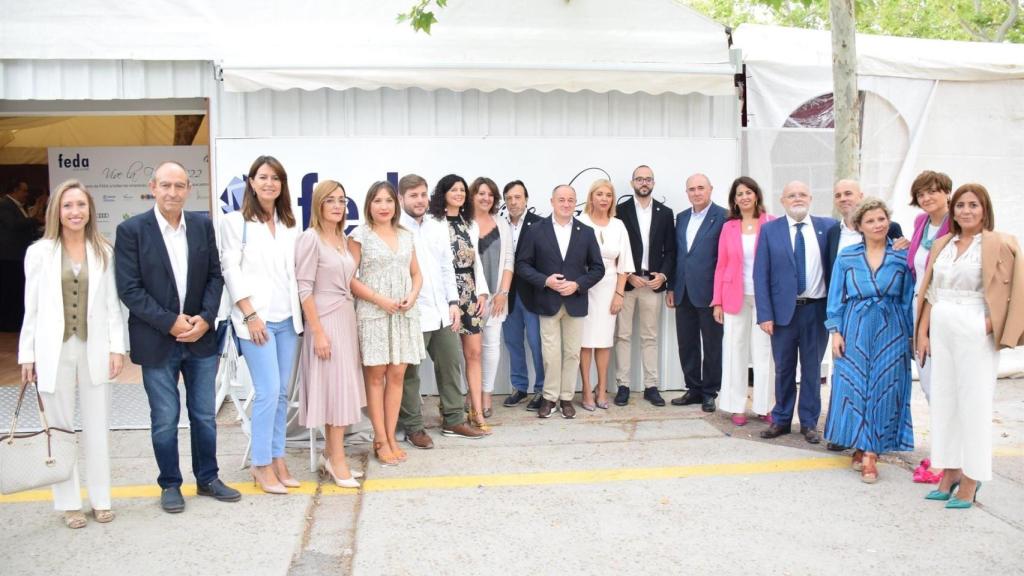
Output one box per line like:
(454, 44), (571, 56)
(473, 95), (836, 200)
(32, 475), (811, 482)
(18, 239), (126, 394)
(915, 231), (1024, 350)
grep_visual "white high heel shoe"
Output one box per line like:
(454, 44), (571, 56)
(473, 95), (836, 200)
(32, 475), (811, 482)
(323, 458), (361, 489)
(318, 454), (364, 479)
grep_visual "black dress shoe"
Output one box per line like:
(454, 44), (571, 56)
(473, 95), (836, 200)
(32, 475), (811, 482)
(160, 487), (185, 514)
(800, 427), (821, 444)
(826, 442), (847, 452)
(526, 393), (544, 411)
(197, 478), (242, 502)
(504, 390), (528, 407)
(760, 424), (791, 439)
(701, 396), (716, 413)
(614, 386), (630, 406)
(643, 387), (666, 407)
(670, 390), (703, 406)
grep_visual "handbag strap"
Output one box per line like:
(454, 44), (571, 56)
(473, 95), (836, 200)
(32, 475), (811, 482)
(6, 379), (52, 442)
(239, 220), (247, 270)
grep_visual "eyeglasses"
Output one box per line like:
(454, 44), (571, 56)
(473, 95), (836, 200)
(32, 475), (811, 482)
(322, 197), (347, 206)
(633, 177), (654, 184)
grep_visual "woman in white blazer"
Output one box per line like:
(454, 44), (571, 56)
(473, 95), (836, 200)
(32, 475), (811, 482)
(427, 174), (491, 431)
(220, 156), (304, 494)
(470, 177), (515, 417)
(18, 179), (125, 529)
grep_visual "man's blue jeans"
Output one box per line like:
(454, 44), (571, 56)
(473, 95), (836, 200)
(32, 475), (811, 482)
(502, 302), (545, 393)
(237, 319), (299, 467)
(141, 342), (220, 488)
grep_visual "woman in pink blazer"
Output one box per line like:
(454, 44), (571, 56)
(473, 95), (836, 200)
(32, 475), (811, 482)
(712, 177), (775, 426)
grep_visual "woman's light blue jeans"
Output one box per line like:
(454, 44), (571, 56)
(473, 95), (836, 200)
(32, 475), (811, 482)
(238, 319), (300, 466)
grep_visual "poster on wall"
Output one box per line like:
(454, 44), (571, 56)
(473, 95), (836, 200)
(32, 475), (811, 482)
(213, 137), (739, 228)
(47, 146), (211, 240)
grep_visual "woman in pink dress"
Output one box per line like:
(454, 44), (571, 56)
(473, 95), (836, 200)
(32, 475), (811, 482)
(296, 180), (366, 487)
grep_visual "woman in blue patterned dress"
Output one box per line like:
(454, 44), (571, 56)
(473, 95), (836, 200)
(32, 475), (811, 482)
(824, 198), (915, 484)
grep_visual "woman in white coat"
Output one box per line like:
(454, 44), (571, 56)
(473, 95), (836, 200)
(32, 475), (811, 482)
(220, 156), (304, 494)
(18, 179), (125, 529)
(470, 177), (514, 417)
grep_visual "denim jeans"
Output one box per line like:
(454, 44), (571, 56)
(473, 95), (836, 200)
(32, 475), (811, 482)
(238, 319), (300, 466)
(141, 342), (220, 488)
(502, 302), (545, 393)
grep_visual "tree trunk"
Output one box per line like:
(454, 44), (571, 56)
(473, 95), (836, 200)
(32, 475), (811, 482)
(830, 0), (860, 185)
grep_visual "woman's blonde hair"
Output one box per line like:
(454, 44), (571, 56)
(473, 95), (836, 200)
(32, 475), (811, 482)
(851, 197), (892, 232)
(585, 179), (617, 218)
(309, 180), (348, 250)
(42, 179), (111, 269)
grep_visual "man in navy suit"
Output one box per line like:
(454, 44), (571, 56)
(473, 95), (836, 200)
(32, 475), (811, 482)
(515, 185), (604, 419)
(116, 161), (240, 513)
(667, 174), (728, 412)
(826, 178), (907, 268)
(754, 180), (839, 444)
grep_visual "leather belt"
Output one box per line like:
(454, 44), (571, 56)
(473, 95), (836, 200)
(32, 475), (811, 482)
(795, 297), (825, 306)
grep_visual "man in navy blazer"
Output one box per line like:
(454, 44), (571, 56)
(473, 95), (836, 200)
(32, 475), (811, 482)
(753, 180), (838, 444)
(116, 161), (240, 513)
(826, 178), (906, 268)
(516, 185), (604, 419)
(667, 174), (728, 412)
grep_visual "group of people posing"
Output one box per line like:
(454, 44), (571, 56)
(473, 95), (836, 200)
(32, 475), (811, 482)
(16, 159), (1023, 529)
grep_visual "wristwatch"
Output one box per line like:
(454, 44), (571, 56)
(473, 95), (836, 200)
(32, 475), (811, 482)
(448, 300), (459, 306)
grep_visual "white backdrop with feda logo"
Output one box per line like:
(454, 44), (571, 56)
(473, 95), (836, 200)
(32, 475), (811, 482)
(47, 146), (211, 241)
(214, 137), (740, 395)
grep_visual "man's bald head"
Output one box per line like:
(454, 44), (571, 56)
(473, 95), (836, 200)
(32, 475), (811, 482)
(833, 178), (864, 221)
(550, 184), (577, 224)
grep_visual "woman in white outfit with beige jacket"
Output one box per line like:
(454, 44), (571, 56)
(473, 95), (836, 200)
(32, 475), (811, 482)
(18, 179), (125, 529)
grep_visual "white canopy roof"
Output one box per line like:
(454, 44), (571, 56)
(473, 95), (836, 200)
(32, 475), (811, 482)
(0, 0), (737, 96)
(734, 23), (1024, 82)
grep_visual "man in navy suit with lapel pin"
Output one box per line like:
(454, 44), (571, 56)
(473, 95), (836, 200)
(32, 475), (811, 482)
(667, 174), (728, 413)
(116, 161), (240, 513)
(515, 185), (605, 419)
(754, 180), (838, 444)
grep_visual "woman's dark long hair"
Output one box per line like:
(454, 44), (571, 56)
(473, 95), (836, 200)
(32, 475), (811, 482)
(242, 155), (296, 227)
(427, 174), (472, 224)
(727, 176), (766, 220)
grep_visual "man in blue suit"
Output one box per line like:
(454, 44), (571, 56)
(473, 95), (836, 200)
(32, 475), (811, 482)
(515, 185), (604, 419)
(754, 180), (838, 444)
(667, 174), (728, 413)
(116, 161), (240, 513)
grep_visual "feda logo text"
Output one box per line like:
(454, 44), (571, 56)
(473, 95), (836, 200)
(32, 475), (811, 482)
(57, 153), (90, 169)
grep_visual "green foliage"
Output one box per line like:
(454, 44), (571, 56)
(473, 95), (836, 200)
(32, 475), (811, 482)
(397, 0), (448, 34)
(683, 0), (1023, 43)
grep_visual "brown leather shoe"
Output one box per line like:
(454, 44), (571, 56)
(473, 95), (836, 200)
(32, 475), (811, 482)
(406, 429), (435, 449)
(559, 400), (576, 419)
(538, 399), (557, 418)
(441, 422), (487, 439)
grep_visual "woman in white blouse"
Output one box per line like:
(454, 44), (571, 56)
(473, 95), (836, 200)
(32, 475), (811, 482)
(578, 179), (633, 410)
(470, 177), (514, 417)
(220, 156), (304, 494)
(916, 183), (1024, 509)
(19, 179), (125, 528)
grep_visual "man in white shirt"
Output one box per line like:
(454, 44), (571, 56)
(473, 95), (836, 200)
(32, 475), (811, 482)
(613, 166), (676, 407)
(397, 174), (486, 447)
(515, 185), (604, 419)
(116, 161), (240, 513)
(826, 178), (907, 267)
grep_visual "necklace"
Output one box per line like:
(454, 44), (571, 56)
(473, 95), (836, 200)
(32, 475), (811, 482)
(323, 233), (346, 253)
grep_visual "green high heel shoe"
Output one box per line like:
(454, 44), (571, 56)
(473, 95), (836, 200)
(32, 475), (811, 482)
(925, 481), (960, 501)
(946, 482), (981, 509)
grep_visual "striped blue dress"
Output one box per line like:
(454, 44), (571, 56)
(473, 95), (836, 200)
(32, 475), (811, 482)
(824, 243), (915, 453)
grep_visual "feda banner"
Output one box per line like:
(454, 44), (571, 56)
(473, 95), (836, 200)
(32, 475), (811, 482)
(47, 146), (211, 240)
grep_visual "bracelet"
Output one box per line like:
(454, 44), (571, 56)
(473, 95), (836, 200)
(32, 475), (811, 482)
(243, 312), (258, 322)
(615, 292), (624, 298)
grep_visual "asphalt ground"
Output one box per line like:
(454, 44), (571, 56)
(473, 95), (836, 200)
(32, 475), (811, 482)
(1, 379), (1022, 576)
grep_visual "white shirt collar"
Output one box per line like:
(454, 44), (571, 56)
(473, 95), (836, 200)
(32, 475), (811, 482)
(553, 217), (574, 229)
(691, 203), (710, 217)
(154, 206), (186, 233)
(785, 214), (810, 228)
(636, 197), (653, 213)
(400, 211), (421, 232)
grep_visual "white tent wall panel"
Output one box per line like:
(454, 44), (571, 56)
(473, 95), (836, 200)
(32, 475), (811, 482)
(213, 87), (737, 139)
(0, 60), (215, 101)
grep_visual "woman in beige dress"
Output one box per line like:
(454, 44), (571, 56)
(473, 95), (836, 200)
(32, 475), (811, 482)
(296, 180), (365, 487)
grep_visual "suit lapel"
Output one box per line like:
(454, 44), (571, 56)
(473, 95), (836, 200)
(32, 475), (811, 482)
(981, 231), (997, 293)
(184, 212), (201, 303)
(85, 243), (99, 311)
(147, 211), (177, 282)
(812, 217), (829, 263)
(678, 210), (692, 253)
(544, 218), (564, 264)
(778, 219), (796, 268)
(691, 206), (718, 251)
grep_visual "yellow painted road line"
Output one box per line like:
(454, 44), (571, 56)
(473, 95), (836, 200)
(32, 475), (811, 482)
(994, 446), (1024, 457)
(1, 455), (848, 503)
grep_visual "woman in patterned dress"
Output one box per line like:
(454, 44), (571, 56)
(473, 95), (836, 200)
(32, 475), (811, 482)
(349, 181), (424, 465)
(427, 174), (490, 431)
(824, 198), (915, 484)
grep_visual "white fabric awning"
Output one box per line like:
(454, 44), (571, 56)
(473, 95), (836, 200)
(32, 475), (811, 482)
(0, 0), (737, 96)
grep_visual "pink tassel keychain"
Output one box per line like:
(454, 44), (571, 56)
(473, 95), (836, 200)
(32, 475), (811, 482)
(913, 459), (943, 484)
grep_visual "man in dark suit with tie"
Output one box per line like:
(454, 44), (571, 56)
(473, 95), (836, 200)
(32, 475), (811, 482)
(116, 161), (240, 513)
(613, 165), (676, 407)
(754, 180), (839, 444)
(515, 185), (605, 419)
(667, 174), (728, 412)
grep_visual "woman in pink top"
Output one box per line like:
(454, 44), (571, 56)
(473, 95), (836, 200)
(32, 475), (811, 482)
(712, 177), (775, 426)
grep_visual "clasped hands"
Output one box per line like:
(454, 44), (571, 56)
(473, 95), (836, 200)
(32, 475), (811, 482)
(171, 314), (210, 343)
(545, 274), (579, 296)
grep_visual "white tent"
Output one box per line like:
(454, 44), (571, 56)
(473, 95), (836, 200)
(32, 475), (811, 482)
(734, 23), (1024, 376)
